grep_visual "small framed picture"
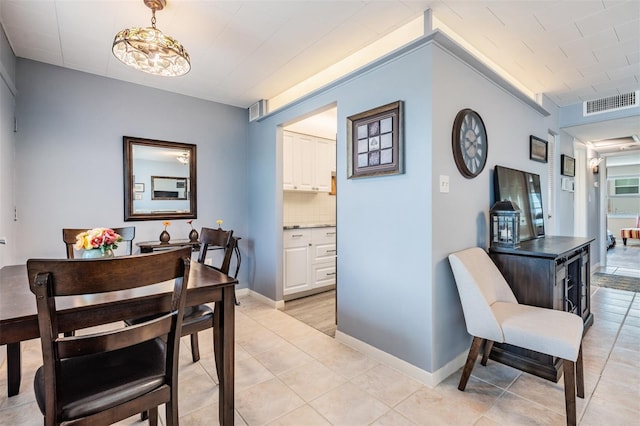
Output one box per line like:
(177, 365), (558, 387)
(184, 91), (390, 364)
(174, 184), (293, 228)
(347, 101), (404, 178)
(529, 135), (548, 163)
(561, 154), (575, 177)
(134, 183), (145, 192)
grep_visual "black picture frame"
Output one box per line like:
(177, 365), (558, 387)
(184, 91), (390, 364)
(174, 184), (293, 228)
(347, 101), (403, 178)
(529, 135), (548, 163)
(561, 154), (575, 177)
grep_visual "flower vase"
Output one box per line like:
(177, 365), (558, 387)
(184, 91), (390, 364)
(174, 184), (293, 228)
(159, 230), (171, 243)
(82, 249), (114, 259)
(189, 228), (199, 242)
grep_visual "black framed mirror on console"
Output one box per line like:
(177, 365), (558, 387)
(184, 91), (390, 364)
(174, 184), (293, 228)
(123, 136), (197, 221)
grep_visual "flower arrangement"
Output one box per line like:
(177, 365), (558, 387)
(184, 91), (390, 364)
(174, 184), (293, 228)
(159, 220), (172, 243)
(187, 219), (199, 242)
(74, 228), (122, 253)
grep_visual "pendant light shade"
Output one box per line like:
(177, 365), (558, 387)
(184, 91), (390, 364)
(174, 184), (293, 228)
(112, 0), (190, 77)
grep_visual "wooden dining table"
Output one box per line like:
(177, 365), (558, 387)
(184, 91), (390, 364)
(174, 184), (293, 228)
(0, 259), (237, 425)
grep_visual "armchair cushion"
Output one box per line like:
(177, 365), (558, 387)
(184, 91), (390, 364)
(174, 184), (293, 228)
(492, 302), (583, 361)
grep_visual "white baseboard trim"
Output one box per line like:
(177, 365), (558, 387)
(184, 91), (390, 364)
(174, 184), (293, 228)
(245, 289), (285, 309)
(335, 330), (468, 388)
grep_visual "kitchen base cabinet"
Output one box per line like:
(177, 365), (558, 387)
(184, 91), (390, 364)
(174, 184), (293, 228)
(488, 236), (594, 382)
(283, 227), (336, 299)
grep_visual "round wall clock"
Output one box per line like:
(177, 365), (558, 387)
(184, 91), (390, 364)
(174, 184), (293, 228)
(452, 108), (488, 178)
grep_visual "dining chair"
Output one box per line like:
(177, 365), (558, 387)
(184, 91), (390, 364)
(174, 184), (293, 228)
(125, 227), (236, 365)
(186, 227), (236, 364)
(448, 247), (584, 426)
(27, 247), (192, 426)
(62, 226), (136, 258)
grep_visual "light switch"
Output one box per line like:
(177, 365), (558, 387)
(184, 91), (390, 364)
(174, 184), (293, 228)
(439, 175), (450, 193)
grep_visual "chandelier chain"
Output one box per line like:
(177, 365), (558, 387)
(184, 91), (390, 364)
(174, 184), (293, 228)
(151, 9), (157, 29)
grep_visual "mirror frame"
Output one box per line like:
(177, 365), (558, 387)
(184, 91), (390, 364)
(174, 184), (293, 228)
(123, 136), (197, 221)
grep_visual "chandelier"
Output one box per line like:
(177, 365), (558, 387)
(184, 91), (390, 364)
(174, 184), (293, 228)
(112, 0), (190, 77)
(176, 153), (189, 164)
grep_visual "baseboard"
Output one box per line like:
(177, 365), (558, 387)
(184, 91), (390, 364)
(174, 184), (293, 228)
(246, 289), (285, 309)
(335, 330), (467, 388)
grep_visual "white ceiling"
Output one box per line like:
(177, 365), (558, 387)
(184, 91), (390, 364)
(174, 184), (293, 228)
(1, 0), (639, 151)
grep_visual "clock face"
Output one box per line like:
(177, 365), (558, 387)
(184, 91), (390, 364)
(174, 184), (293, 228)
(452, 109), (488, 178)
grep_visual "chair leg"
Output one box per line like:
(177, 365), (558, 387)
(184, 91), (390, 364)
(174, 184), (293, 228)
(458, 336), (483, 391)
(481, 340), (494, 366)
(148, 407), (158, 426)
(576, 344), (584, 398)
(190, 332), (201, 362)
(563, 358), (577, 426)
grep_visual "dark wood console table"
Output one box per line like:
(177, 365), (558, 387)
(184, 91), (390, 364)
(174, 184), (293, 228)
(489, 236), (594, 382)
(137, 239), (201, 253)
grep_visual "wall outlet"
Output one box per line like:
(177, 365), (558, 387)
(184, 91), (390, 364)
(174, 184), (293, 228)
(205, 258), (213, 266)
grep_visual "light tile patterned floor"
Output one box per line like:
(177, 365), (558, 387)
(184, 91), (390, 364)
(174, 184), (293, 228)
(1, 286), (638, 425)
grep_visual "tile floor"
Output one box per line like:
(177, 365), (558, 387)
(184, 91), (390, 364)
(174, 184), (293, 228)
(1, 286), (638, 425)
(601, 242), (640, 278)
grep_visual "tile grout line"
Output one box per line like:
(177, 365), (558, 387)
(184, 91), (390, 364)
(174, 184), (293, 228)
(577, 290), (636, 424)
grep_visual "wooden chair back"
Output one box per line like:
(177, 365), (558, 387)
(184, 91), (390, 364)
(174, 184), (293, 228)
(27, 247), (191, 425)
(197, 227), (236, 274)
(62, 226), (136, 258)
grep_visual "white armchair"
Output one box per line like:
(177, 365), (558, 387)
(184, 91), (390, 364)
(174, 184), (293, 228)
(448, 247), (584, 426)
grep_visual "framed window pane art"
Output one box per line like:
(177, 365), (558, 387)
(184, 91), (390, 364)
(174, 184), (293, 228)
(347, 101), (403, 178)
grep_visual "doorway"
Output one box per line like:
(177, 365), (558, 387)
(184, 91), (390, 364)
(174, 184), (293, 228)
(281, 106), (338, 335)
(602, 154), (640, 277)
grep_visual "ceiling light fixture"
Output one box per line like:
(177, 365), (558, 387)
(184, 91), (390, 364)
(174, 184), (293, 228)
(112, 0), (190, 77)
(176, 153), (189, 164)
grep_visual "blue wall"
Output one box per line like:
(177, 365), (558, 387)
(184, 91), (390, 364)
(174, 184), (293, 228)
(248, 32), (558, 375)
(14, 60), (251, 287)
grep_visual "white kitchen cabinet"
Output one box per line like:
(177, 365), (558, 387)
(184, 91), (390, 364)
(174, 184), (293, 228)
(283, 226), (336, 298)
(310, 227), (336, 288)
(283, 131), (333, 192)
(283, 229), (312, 295)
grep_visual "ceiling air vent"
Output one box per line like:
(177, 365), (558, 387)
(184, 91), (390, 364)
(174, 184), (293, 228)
(583, 91), (638, 116)
(249, 99), (267, 122)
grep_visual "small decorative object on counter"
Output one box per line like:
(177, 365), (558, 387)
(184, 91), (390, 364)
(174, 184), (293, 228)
(159, 220), (171, 243)
(216, 219), (223, 229)
(75, 227), (122, 259)
(490, 200), (521, 248)
(187, 219), (199, 242)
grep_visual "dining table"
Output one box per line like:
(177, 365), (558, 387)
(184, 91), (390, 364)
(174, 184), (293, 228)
(0, 259), (237, 425)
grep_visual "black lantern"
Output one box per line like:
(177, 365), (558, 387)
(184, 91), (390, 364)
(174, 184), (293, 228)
(490, 200), (521, 248)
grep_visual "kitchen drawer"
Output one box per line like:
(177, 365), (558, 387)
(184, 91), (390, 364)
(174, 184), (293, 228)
(311, 227), (336, 244)
(313, 243), (336, 261)
(284, 229), (312, 248)
(312, 262), (336, 286)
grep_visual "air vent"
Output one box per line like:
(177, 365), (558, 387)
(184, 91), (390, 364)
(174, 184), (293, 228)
(583, 91), (638, 116)
(249, 99), (267, 122)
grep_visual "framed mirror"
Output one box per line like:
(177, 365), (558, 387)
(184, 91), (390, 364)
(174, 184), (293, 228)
(123, 136), (197, 221)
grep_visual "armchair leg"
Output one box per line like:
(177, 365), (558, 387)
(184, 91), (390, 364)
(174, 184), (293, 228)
(458, 336), (483, 391)
(576, 344), (584, 398)
(563, 358), (577, 426)
(190, 333), (201, 363)
(481, 340), (494, 366)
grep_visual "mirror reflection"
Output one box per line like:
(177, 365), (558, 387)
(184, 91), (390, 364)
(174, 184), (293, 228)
(124, 136), (197, 221)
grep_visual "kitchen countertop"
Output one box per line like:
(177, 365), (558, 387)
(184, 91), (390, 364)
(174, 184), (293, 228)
(283, 224), (336, 230)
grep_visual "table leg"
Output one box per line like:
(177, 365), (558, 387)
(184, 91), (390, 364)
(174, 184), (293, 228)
(7, 342), (21, 397)
(216, 287), (235, 425)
